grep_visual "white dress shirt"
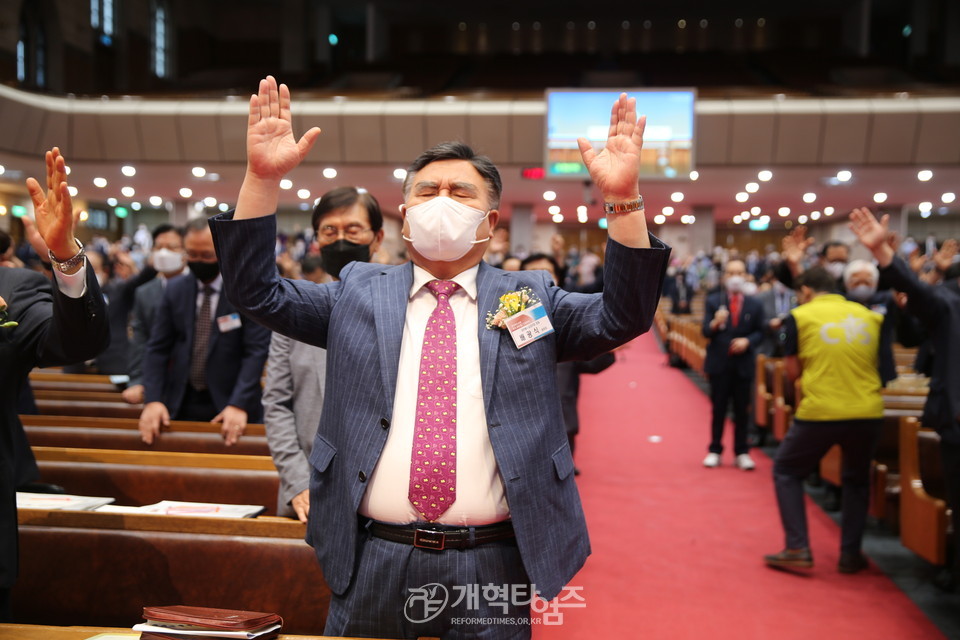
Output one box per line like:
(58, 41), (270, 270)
(53, 262), (88, 298)
(360, 264), (510, 526)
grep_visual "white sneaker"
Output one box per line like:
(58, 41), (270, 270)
(735, 453), (756, 471)
(703, 452), (721, 468)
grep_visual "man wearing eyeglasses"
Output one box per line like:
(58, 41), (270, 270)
(263, 187), (385, 521)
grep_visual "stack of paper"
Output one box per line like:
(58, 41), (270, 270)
(133, 621), (281, 640)
(16, 492), (115, 511)
(134, 605), (282, 640)
(97, 500), (265, 518)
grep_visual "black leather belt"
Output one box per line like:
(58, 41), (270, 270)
(364, 518), (515, 551)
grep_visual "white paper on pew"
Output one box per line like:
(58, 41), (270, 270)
(133, 500), (266, 518)
(94, 505), (143, 514)
(16, 492), (115, 511)
(132, 621), (281, 638)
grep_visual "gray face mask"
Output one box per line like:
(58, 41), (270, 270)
(848, 284), (876, 304)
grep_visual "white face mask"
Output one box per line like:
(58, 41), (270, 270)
(825, 261), (847, 280)
(153, 248), (185, 273)
(402, 196), (490, 262)
(725, 275), (745, 294)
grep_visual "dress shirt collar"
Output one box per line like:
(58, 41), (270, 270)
(198, 273), (223, 293)
(410, 264), (478, 302)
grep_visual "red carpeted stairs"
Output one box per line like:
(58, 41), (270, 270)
(533, 333), (943, 640)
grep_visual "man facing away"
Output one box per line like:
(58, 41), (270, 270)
(211, 76), (670, 639)
(764, 265), (884, 574)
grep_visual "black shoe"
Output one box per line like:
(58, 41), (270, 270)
(838, 552), (869, 574)
(933, 568), (956, 592)
(573, 467), (581, 476)
(764, 548), (813, 569)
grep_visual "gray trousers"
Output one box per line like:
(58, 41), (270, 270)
(324, 520), (532, 639)
(773, 418), (882, 553)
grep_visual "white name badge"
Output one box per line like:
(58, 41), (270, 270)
(504, 302), (555, 349)
(216, 313), (242, 333)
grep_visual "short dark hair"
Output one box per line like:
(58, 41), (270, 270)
(0, 229), (11, 254)
(311, 186), (383, 234)
(301, 254), (324, 275)
(402, 141), (502, 210)
(520, 253), (560, 275)
(796, 266), (837, 294)
(152, 223), (183, 242)
(820, 241), (848, 259)
(184, 217), (210, 234)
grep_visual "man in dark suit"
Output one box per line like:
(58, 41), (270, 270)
(702, 259), (766, 470)
(756, 279), (797, 357)
(138, 217), (270, 446)
(211, 76), (669, 638)
(0, 147), (110, 619)
(850, 207), (960, 589)
(123, 223), (187, 404)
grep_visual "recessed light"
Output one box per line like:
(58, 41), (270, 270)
(803, 192), (816, 203)
(662, 206), (674, 216)
(179, 187), (193, 198)
(131, 202), (142, 210)
(552, 214), (564, 223)
(798, 215), (808, 224)
(107, 197), (118, 206)
(750, 206), (761, 215)
(323, 168), (338, 179)
(219, 203), (230, 212)
(671, 192), (684, 202)
(543, 191), (557, 201)
(297, 189), (311, 199)
(824, 206), (835, 216)
(654, 214), (666, 225)
(778, 207), (791, 217)
(548, 205), (561, 215)
(67, 186), (79, 197)
(810, 211), (821, 220)
(393, 168), (407, 180)
(836, 170), (852, 182)
(93, 177), (107, 188)
(149, 196), (163, 207)
(121, 165), (136, 177)
(121, 186), (135, 197)
(917, 169), (933, 182)
(758, 170), (773, 181)
(192, 167), (206, 178)
(745, 182), (759, 193)
(577, 205), (587, 215)
(203, 197), (218, 207)
(689, 171), (699, 181)
(919, 201), (932, 212)
(280, 179), (293, 190)
(735, 192), (749, 203)
(942, 192), (956, 204)
(733, 215), (742, 224)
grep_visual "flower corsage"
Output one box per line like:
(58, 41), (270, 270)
(0, 296), (17, 328)
(485, 287), (539, 330)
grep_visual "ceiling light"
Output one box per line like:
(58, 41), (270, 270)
(203, 196), (218, 207)
(873, 192), (888, 203)
(735, 192), (749, 203)
(803, 192), (816, 203)
(689, 171), (699, 181)
(750, 206), (760, 215)
(548, 205), (561, 215)
(219, 203), (230, 212)
(62, 165), (68, 175)
(577, 205), (588, 215)
(131, 202), (141, 211)
(322, 168), (338, 179)
(654, 214), (666, 225)
(732, 215), (742, 224)
(810, 211), (821, 220)
(121, 186), (135, 197)
(942, 192), (956, 204)
(543, 190), (557, 201)
(687, 215), (696, 224)
(836, 170), (852, 182)
(121, 165), (136, 177)
(149, 196), (163, 207)
(798, 215), (808, 224)
(393, 168), (407, 180)
(67, 186), (78, 197)
(921, 210), (932, 219)
(778, 207), (791, 217)
(919, 201), (932, 212)
(741, 210), (751, 218)
(824, 206), (835, 216)
(745, 182), (759, 193)
(279, 179), (293, 190)
(93, 177), (107, 188)
(757, 170), (773, 181)
(192, 167), (206, 178)
(107, 197), (118, 206)
(671, 192), (684, 202)
(297, 189), (311, 199)
(552, 214), (564, 223)
(917, 169), (933, 182)
(79, 210), (89, 222)
(662, 206), (674, 216)
(179, 187), (193, 198)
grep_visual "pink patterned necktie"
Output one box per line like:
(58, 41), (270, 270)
(409, 279), (460, 522)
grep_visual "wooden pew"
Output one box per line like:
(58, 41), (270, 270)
(754, 354), (779, 432)
(771, 362), (796, 441)
(13, 509), (329, 635)
(34, 398), (142, 419)
(28, 371), (124, 393)
(33, 446), (280, 516)
(22, 415), (271, 456)
(899, 417), (949, 566)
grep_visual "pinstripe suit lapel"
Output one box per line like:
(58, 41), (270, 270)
(477, 262), (509, 417)
(372, 262), (413, 413)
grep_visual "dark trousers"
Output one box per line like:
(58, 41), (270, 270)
(325, 520), (532, 639)
(175, 385), (217, 422)
(708, 371), (751, 455)
(773, 418), (882, 553)
(941, 440), (960, 574)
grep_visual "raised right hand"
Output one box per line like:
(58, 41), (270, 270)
(246, 76), (321, 181)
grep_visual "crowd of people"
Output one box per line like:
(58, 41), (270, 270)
(3, 77), (959, 636)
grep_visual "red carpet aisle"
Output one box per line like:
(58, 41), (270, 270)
(532, 333), (942, 640)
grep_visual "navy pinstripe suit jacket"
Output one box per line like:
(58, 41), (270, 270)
(210, 213), (670, 600)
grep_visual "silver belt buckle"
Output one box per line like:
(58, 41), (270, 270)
(413, 528), (446, 551)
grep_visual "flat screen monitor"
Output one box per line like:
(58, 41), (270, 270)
(544, 88), (696, 180)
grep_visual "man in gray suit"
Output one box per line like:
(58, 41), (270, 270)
(212, 76), (669, 639)
(262, 187), (385, 522)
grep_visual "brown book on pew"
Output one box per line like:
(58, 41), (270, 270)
(136, 605), (282, 639)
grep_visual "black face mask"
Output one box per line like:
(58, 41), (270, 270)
(321, 240), (371, 280)
(188, 260), (220, 283)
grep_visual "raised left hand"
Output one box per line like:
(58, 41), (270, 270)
(25, 148), (79, 260)
(212, 405), (249, 446)
(577, 93), (645, 202)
